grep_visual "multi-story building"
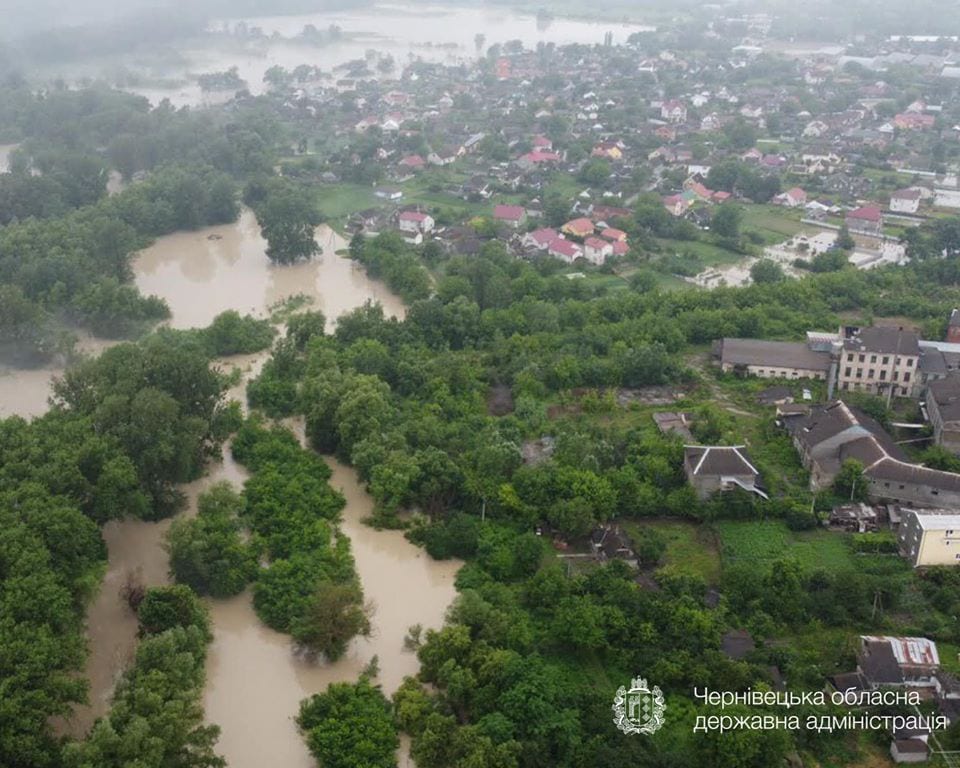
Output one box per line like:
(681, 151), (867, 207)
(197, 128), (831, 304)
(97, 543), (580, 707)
(837, 326), (921, 398)
(898, 509), (960, 566)
(926, 376), (960, 454)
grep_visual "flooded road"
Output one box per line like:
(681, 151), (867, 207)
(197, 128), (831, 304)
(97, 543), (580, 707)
(134, 208), (405, 328)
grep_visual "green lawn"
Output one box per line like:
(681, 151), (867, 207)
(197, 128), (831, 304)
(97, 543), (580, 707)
(314, 183), (381, 219)
(716, 520), (856, 572)
(622, 520), (722, 584)
(658, 237), (744, 268)
(740, 204), (807, 245)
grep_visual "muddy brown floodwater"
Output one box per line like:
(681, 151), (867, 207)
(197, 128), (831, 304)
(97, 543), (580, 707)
(50, 214), (456, 768)
(133, 208), (405, 329)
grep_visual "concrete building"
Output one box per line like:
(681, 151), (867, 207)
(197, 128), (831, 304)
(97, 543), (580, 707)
(838, 326), (921, 398)
(927, 376), (960, 454)
(846, 205), (884, 236)
(683, 445), (768, 499)
(898, 509), (960, 566)
(785, 400), (960, 504)
(890, 188), (922, 214)
(715, 338), (832, 380)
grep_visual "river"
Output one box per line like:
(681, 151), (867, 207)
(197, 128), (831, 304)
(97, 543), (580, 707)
(44, 215), (459, 768)
(110, 3), (654, 107)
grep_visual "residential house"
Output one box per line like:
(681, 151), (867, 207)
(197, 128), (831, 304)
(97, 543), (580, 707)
(561, 217), (596, 239)
(890, 188), (922, 214)
(398, 210), (435, 234)
(785, 400), (960, 504)
(374, 187), (403, 201)
(517, 150), (562, 169)
(601, 227), (627, 243)
(592, 140), (624, 160)
(428, 147), (459, 166)
(583, 236), (613, 265)
(927, 376), (960, 453)
(523, 228), (559, 251)
(846, 205), (884, 236)
(548, 238), (583, 263)
(898, 509), (960, 566)
(660, 99), (688, 123)
(774, 187), (807, 208)
(398, 154), (426, 171)
(683, 445), (768, 499)
(493, 204), (527, 229)
(829, 503), (880, 533)
(857, 635), (940, 690)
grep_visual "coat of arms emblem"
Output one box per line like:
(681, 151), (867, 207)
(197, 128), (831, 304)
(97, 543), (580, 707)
(613, 677), (666, 735)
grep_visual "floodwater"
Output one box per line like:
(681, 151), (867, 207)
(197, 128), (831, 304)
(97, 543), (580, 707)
(49, 215), (451, 768)
(204, 434), (460, 768)
(0, 334), (115, 420)
(133, 208), (405, 329)
(116, 3), (654, 106)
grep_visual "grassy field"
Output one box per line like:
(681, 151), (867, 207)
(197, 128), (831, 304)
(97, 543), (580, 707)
(740, 204), (807, 245)
(658, 237), (745, 267)
(622, 520), (722, 584)
(716, 520), (857, 572)
(315, 183), (382, 219)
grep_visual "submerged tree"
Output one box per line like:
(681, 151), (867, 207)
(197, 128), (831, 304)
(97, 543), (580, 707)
(292, 581), (372, 660)
(256, 181), (323, 265)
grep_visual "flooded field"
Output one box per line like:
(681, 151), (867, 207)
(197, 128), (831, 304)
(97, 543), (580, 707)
(109, 3), (654, 106)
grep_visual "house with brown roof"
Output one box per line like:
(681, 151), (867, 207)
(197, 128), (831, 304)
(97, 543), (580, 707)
(890, 188), (922, 214)
(561, 217), (596, 239)
(846, 205), (884, 236)
(683, 445), (768, 500)
(493, 204), (527, 228)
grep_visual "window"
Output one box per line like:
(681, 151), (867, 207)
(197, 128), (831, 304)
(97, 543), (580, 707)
(845, 367), (852, 376)
(932, 490), (939, 496)
(899, 485), (905, 490)
(847, 353), (854, 362)
(880, 370), (887, 380)
(907, 358), (914, 367)
(859, 354), (865, 363)
(904, 373), (911, 382)
(954, 553), (959, 560)
(870, 355), (877, 363)
(884, 482), (890, 488)
(901, 387), (908, 396)
(869, 369), (875, 378)
(883, 356), (889, 364)
(856, 368), (863, 378)
(893, 371), (899, 381)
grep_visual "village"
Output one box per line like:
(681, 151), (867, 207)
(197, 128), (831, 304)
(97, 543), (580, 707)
(248, 19), (960, 295)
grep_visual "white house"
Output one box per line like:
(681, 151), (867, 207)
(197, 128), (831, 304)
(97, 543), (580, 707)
(398, 211), (435, 234)
(660, 99), (687, 123)
(890, 188), (922, 214)
(583, 237), (613, 265)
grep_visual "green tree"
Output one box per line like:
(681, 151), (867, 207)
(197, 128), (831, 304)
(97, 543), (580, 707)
(750, 259), (785, 284)
(292, 581), (371, 660)
(297, 680), (399, 768)
(256, 181), (323, 264)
